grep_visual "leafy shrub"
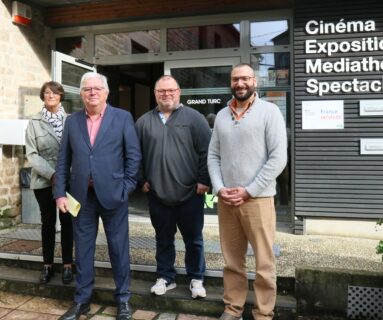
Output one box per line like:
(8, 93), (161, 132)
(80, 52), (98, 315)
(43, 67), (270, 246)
(377, 219), (383, 262)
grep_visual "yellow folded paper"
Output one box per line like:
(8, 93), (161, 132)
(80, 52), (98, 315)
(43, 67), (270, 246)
(66, 192), (81, 217)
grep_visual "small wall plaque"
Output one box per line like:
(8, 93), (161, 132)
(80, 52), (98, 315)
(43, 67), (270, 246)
(360, 100), (383, 116)
(360, 138), (383, 155)
(0, 119), (29, 145)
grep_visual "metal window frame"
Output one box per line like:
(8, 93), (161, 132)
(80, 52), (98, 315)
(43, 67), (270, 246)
(51, 9), (292, 65)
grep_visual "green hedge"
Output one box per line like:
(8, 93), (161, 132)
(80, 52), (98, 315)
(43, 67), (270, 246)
(377, 219), (383, 262)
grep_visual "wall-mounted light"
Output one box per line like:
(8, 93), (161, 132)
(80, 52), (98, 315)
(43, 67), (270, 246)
(12, 1), (32, 26)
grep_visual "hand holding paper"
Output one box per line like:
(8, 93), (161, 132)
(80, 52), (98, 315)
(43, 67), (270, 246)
(65, 192), (81, 217)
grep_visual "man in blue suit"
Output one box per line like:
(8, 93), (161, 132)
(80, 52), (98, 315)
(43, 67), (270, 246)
(55, 72), (141, 320)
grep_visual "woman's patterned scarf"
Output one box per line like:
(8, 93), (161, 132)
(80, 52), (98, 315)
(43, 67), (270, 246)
(42, 105), (65, 141)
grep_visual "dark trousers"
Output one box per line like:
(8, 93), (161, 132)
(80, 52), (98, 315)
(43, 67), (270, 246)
(73, 188), (131, 304)
(148, 193), (206, 283)
(34, 186), (73, 265)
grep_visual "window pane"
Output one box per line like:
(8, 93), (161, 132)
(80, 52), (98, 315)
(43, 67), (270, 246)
(95, 30), (160, 56)
(251, 20), (289, 46)
(259, 91), (290, 126)
(170, 65), (233, 117)
(61, 61), (90, 87)
(62, 92), (83, 114)
(56, 36), (86, 59)
(258, 90), (290, 207)
(251, 53), (290, 87)
(181, 93), (231, 119)
(167, 24), (240, 51)
(171, 66), (231, 89)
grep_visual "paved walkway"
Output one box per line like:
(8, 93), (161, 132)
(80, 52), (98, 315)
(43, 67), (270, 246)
(0, 290), (218, 320)
(0, 213), (378, 319)
(0, 290), (343, 320)
(0, 290), (346, 320)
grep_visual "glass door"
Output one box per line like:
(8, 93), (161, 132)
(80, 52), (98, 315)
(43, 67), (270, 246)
(52, 51), (96, 113)
(165, 58), (239, 212)
(165, 58), (240, 128)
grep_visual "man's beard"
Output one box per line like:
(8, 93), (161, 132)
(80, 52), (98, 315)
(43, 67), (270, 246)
(231, 85), (256, 101)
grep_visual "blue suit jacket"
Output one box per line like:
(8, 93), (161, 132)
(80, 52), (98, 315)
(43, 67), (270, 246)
(54, 104), (141, 210)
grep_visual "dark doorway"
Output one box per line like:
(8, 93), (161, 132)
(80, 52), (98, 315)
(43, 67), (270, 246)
(97, 63), (163, 215)
(98, 63), (163, 121)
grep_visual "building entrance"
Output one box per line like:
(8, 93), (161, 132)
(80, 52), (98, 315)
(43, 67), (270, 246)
(52, 51), (291, 221)
(98, 63), (163, 121)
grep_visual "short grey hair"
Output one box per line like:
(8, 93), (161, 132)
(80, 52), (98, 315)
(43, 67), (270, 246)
(80, 72), (109, 92)
(154, 75), (180, 90)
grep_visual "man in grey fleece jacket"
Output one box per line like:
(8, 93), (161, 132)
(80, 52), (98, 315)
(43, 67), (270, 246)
(135, 75), (211, 299)
(208, 64), (287, 320)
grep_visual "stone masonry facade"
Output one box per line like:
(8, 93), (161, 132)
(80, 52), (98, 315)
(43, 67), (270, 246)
(0, 0), (51, 228)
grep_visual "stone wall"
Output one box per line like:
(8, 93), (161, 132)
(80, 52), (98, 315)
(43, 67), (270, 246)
(0, 1), (51, 227)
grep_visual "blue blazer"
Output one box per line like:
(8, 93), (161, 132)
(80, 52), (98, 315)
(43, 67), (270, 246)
(54, 104), (141, 210)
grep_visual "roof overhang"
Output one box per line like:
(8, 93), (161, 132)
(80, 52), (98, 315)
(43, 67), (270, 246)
(27, 0), (293, 27)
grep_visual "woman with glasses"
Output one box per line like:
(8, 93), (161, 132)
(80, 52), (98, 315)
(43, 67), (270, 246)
(25, 81), (73, 285)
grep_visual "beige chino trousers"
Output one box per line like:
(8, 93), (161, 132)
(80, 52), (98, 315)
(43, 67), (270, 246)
(218, 197), (276, 320)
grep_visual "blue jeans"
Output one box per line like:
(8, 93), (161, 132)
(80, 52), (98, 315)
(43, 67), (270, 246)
(148, 193), (206, 283)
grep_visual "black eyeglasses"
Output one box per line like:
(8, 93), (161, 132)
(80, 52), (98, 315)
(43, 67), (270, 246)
(155, 88), (179, 95)
(44, 91), (60, 96)
(82, 87), (105, 93)
(231, 76), (254, 83)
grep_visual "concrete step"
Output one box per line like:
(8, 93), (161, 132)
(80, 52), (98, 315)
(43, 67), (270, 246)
(0, 253), (296, 294)
(0, 256), (296, 319)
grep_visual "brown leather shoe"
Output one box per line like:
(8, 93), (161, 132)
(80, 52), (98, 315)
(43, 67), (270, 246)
(219, 312), (243, 320)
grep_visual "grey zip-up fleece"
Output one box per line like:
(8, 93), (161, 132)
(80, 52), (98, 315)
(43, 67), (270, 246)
(135, 105), (211, 205)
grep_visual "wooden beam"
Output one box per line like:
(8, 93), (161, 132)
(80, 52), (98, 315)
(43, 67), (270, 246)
(45, 0), (293, 27)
